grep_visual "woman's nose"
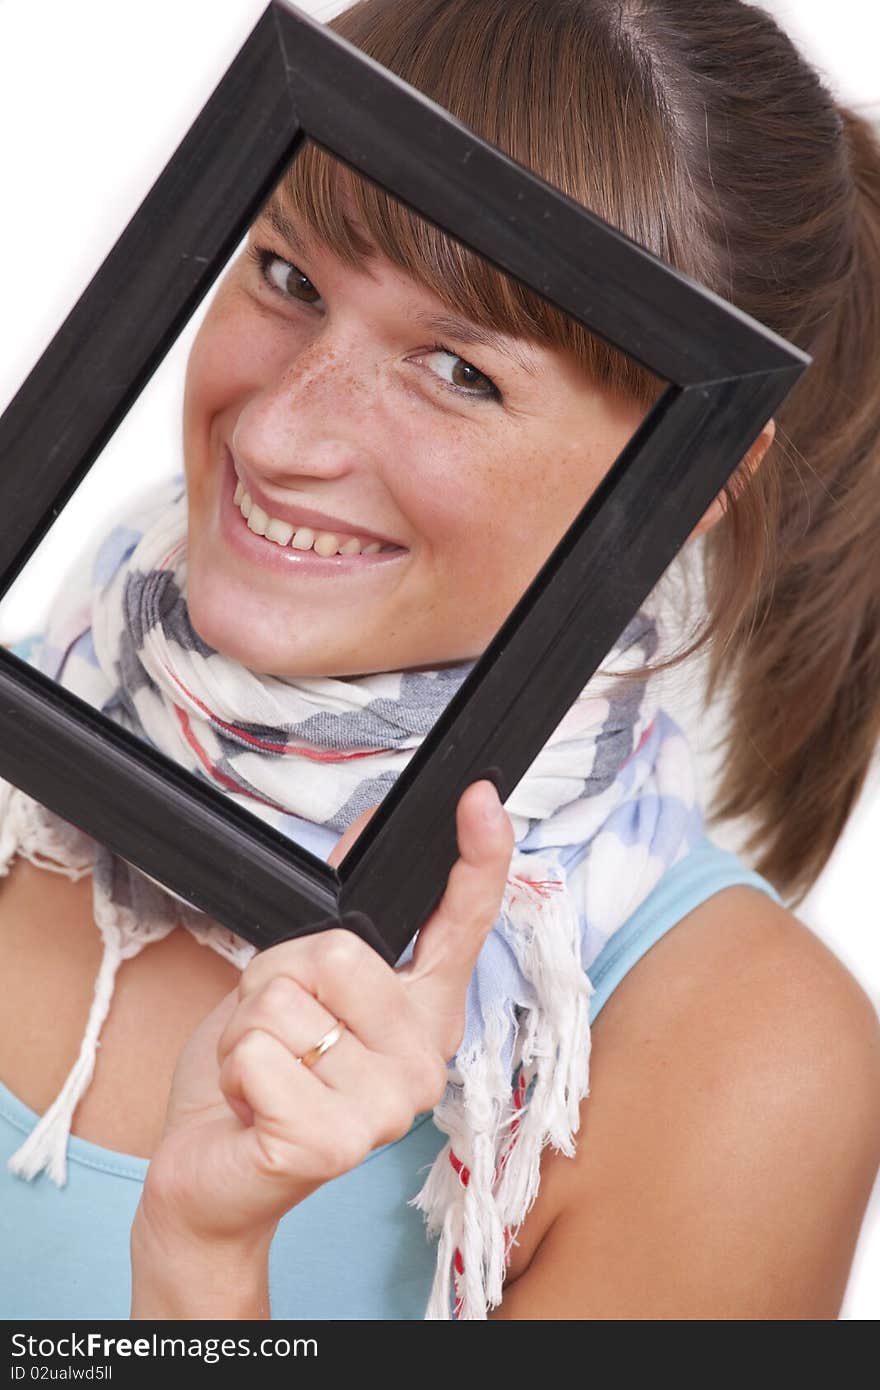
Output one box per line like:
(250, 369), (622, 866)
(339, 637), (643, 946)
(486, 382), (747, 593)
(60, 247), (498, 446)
(233, 342), (377, 482)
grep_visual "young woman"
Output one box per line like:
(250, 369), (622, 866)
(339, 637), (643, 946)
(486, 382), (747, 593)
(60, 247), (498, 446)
(1, 0), (879, 1320)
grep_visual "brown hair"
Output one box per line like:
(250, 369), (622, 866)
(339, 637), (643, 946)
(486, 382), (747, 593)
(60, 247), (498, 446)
(278, 0), (880, 908)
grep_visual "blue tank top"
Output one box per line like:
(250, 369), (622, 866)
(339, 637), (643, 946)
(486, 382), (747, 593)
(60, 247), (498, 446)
(0, 825), (782, 1318)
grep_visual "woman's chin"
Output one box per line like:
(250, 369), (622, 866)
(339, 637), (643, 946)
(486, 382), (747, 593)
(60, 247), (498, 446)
(184, 585), (270, 668)
(184, 581), (340, 677)
(183, 570), (472, 679)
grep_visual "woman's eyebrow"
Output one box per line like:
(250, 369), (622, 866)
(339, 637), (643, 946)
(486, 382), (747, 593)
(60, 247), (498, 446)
(411, 312), (541, 378)
(261, 195), (307, 253)
(259, 194), (541, 378)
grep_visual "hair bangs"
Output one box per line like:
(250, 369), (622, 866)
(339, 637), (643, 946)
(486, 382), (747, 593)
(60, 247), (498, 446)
(279, 138), (664, 410)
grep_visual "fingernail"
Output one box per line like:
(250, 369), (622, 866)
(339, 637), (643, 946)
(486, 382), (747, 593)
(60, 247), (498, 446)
(483, 788), (506, 825)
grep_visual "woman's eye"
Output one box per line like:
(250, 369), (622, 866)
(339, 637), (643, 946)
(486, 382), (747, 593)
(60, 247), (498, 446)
(420, 345), (501, 403)
(247, 244), (320, 305)
(246, 243), (501, 404)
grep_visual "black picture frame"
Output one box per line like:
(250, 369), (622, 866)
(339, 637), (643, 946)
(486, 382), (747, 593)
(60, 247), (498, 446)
(0, 0), (810, 965)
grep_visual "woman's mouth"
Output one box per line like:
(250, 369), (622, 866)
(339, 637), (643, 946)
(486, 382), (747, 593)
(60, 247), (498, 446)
(218, 448), (409, 577)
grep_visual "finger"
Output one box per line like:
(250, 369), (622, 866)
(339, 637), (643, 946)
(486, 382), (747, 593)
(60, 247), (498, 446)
(218, 971), (363, 1089)
(219, 1029), (363, 1183)
(220, 1026), (422, 1169)
(398, 779), (515, 1003)
(238, 927), (428, 1065)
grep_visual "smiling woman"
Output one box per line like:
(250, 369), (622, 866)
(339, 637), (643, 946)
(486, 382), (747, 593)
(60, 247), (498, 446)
(181, 179), (657, 679)
(1, 0), (880, 1324)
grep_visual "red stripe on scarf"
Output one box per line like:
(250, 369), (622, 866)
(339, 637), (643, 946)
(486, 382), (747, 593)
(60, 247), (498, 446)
(158, 655), (396, 762)
(449, 1067), (529, 1318)
(513, 876), (563, 898)
(627, 715), (657, 763)
(171, 704), (288, 812)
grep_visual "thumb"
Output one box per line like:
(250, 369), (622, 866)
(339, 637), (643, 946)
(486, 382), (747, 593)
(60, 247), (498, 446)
(397, 780), (515, 1043)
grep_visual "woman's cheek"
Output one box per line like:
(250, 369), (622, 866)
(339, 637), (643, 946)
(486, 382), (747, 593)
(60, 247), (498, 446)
(194, 319), (265, 402)
(406, 426), (509, 539)
(189, 272), (283, 400)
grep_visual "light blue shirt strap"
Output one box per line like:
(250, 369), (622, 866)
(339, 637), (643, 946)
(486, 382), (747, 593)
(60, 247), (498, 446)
(587, 833), (782, 1024)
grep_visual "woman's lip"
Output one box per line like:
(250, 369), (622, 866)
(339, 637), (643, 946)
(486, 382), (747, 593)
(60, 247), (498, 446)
(218, 449), (409, 576)
(227, 448), (405, 550)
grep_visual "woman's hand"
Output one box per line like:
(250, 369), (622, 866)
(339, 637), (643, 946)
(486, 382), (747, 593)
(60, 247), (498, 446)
(130, 778), (514, 1316)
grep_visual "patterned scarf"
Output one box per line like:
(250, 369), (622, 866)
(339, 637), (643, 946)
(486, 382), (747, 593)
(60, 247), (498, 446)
(0, 472), (703, 1319)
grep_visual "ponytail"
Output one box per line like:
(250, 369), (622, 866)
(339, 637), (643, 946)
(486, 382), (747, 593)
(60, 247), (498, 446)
(702, 103), (880, 907)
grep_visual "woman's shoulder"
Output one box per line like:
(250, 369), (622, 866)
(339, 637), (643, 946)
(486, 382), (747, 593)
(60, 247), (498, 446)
(496, 884), (880, 1317)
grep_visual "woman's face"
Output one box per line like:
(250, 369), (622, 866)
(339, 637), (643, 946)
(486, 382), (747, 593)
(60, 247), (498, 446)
(182, 188), (650, 679)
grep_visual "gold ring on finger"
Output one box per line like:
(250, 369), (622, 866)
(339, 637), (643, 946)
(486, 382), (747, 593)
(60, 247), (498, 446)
(297, 1019), (347, 1070)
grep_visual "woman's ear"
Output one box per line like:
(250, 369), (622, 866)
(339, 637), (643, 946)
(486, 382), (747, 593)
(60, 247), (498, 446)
(687, 417), (776, 540)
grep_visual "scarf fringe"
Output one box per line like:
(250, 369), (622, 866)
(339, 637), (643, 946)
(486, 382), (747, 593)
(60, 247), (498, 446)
(0, 782), (93, 885)
(1, 784), (173, 1187)
(1, 781), (111, 1187)
(410, 856), (595, 1319)
(421, 1200), (461, 1319)
(6, 924), (123, 1187)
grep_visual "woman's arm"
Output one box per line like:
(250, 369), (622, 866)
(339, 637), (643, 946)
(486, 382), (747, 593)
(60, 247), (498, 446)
(491, 885), (880, 1319)
(130, 1211), (273, 1320)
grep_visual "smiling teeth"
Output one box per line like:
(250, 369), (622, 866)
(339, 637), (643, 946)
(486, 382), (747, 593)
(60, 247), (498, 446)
(233, 480), (387, 555)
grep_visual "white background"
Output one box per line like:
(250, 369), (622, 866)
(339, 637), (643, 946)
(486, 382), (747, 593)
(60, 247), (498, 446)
(0, 0), (877, 1317)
